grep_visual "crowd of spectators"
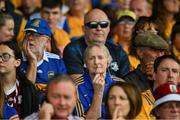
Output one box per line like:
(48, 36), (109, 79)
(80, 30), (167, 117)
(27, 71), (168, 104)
(0, 0), (179, 119)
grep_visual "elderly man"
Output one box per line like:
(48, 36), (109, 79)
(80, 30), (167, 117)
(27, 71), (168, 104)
(63, 8), (130, 80)
(124, 32), (169, 119)
(20, 18), (66, 96)
(124, 32), (169, 90)
(25, 74), (83, 120)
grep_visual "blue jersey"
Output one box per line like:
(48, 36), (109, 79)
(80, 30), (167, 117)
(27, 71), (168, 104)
(3, 103), (18, 119)
(74, 72), (118, 118)
(20, 51), (66, 91)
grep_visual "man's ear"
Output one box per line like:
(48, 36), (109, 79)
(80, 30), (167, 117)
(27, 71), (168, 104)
(14, 59), (21, 67)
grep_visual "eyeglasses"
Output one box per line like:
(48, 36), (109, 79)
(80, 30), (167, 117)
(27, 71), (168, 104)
(85, 21), (109, 29)
(118, 20), (135, 25)
(0, 53), (15, 62)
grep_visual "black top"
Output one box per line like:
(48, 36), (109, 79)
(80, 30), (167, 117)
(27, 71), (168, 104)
(63, 37), (130, 78)
(123, 65), (154, 92)
(19, 74), (39, 118)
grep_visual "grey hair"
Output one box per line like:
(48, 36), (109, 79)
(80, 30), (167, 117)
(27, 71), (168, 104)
(83, 42), (112, 65)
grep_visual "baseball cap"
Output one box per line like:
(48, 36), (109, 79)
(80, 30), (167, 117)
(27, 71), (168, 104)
(153, 82), (180, 110)
(134, 32), (169, 50)
(117, 10), (136, 21)
(24, 18), (52, 38)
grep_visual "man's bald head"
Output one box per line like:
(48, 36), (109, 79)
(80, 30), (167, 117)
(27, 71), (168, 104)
(83, 9), (110, 44)
(84, 9), (109, 24)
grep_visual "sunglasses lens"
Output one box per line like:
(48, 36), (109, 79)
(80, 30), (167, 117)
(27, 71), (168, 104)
(86, 22), (98, 28)
(86, 21), (109, 29)
(99, 22), (109, 28)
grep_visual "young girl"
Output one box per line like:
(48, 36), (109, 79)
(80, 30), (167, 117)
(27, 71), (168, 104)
(0, 40), (39, 118)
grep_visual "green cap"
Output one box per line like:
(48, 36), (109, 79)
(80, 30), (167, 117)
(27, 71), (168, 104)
(134, 32), (169, 50)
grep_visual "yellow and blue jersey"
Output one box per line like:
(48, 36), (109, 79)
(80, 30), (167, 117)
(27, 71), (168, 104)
(74, 72), (117, 118)
(20, 51), (66, 91)
(135, 89), (155, 120)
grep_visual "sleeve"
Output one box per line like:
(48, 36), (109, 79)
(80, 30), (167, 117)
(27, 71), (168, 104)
(63, 44), (84, 74)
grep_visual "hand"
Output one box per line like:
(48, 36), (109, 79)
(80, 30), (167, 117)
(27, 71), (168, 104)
(145, 61), (154, 80)
(112, 106), (125, 120)
(22, 39), (37, 63)
(38, 102), (54, 119)
(92, 74), (105, 95)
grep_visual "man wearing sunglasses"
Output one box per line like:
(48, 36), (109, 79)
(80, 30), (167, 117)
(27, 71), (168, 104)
(63, 9), (130, 80)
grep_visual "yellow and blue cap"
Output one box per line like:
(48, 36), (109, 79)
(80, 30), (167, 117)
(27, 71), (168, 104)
(117, 10), (136, 21)
(24, 18), (52, 38)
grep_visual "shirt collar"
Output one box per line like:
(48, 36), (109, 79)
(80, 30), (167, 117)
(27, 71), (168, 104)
(22, 51), (49, 62)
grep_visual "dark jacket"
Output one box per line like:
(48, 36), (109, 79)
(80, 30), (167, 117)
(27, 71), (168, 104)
(123, 65), (153, 92)
(18, 74), (39, 118)
(63, 37), (130, 78)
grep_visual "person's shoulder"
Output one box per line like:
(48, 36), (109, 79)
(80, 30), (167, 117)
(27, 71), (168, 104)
(123, 68), (148, 91)
(45, 52), (61, 60)
(66, 37), (85, 47)
(64, 37), (86, 55)
(111, 75), (125, 82)
(75, 75), (85, 86)
(18, 76), (36, 88)
(105, 40), (127, 58)
(105, 40), (123, 50)
(123, 69), (139, 81)
(24, 112), (39, 120)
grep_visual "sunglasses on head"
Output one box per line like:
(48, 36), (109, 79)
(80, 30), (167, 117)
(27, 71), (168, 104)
(85, 21), (109, 29)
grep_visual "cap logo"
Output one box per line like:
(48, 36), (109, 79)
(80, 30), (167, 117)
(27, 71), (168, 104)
(31, 19), (40, 27)
(169, 84), (177, 93)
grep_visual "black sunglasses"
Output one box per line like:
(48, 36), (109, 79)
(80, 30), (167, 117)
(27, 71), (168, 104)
(85, 21), (109, 29)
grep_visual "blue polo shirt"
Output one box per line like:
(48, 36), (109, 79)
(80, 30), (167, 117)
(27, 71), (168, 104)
(4, 103), (18, 119)
(20, 51), (66, 91)
(74, 72), (117, 118)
